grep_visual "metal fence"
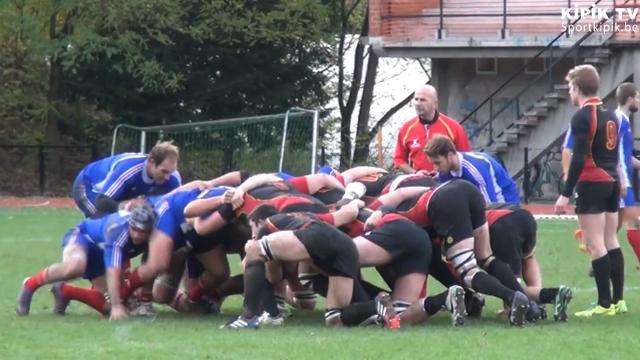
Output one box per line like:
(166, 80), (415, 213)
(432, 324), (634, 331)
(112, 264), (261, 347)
(0, 145), (99, 196)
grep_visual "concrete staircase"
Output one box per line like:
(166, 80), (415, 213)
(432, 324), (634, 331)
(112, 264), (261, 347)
(487, 48), (637, 178)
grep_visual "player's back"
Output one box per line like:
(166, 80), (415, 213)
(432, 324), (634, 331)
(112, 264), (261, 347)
(82, 153), (146, 185)
(77, 212), (128, 246)
(265, 212), (316, 232)
(574, 102), (619, 181)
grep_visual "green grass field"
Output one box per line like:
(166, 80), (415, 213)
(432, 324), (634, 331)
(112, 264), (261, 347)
(1, 208), (639, 359)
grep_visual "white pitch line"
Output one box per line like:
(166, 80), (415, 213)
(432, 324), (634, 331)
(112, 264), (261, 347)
(571, 286), (640, 293)
(534, 214), (577, 221)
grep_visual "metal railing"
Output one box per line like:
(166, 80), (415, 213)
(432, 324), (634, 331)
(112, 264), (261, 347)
(380, 0), (608, 40)
(459, 0), (615, 148)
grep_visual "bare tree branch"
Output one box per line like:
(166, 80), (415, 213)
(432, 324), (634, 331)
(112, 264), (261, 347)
(370, 91), (414, 134)
(416, 58), (432, 81)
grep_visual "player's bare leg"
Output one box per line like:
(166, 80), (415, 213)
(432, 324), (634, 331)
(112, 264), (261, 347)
(17, 244), (88, 315)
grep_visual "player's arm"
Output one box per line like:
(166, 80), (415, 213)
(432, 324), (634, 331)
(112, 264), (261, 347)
(340, 166), (388, 184)
(104, 244), (127, 320)
(617, 129), (631, 191)
(193, 207), (232, 235)
(316, 199), (364, 227)
(561, 149), (572, 182)
(227, 173), (285, 208)
(173, 179), (210, 192)
(561, 128), (573, 181)
(288, 174), (345, 195)
(369, 186), (429, 210)
(561, 114), (589, 197)
(204, 171), (252, 188)
(95, 194), (120, 215)
(183, 193), (226, 218)
(632, 156), (640, 170)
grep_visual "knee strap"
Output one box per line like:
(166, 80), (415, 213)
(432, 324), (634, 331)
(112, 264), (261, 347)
(447, 248), (481, 287)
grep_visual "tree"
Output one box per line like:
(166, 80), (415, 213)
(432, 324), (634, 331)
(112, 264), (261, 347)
(0, 0), (335, 148)
(331, 0), (425, 168)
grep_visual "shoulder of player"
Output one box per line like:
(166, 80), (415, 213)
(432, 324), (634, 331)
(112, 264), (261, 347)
(569, 108), (592, 128)
(114, 153), (147, 165)
(103, 213), (130, 242)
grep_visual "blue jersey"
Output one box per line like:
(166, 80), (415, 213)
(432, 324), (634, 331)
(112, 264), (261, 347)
(438, 152), (520, 204)
(616, 109), (634, 188)
(155, 186), (230, 247)
(80, 153), (181, 201)
(562, 127), (573, 149)
(76, 211), (146, 270)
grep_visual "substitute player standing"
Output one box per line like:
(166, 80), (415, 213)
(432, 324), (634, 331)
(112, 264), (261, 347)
(555, 64), (623, 317)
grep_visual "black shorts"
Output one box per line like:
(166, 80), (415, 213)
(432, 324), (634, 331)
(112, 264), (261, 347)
(186, 255), (204, 279)
(489, 209), (537, 276)
(428, 180), (487, 248)
(362, 219), (431, 277)
(282, 202), (329, 214)
(185, 230), (219, 254)
(361, 174), (395, 196)
(186, 222), (249, 254)
(575, 181), (619, 214)
(294, 222), (359, 279)
(312, 188), (343, 206)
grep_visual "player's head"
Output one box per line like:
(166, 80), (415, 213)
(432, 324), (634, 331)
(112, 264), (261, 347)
(128, 203), (156, 245)
(566, 64), (599, 106)
(616, 82), (639, 113)
(248, 204), (278, 238)
(413, 84), (438, 122)
(147, 140), (179, 183)
(318, 166), (338, 177)
(424, 135), (457, 173)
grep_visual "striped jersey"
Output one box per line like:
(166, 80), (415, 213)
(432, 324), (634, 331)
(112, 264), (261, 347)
(81, 153), (181, 201)
(437, 152), (520, 204)
(76, 211), (146, 269)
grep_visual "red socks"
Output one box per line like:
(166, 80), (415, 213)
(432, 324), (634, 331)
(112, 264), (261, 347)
(188, 279), (205, 302)
(61, 284), (107, 314)
(419, 278), (429, 298)
(25, 268), (49, 292)
(121, 268), (143, 300)
(626, 229), (640, 265)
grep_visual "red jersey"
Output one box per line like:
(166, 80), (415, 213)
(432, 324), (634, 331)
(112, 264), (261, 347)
(394, 112), (471, 172)
(394, 188), (438, 227)
(486, 209), (513, 226)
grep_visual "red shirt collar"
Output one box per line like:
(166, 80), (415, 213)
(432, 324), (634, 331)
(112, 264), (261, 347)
(581, 97), (602, 107)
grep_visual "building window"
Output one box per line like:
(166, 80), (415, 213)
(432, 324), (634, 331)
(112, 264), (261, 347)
(524, 57), (546, 74)
(476, 58), (497, 75)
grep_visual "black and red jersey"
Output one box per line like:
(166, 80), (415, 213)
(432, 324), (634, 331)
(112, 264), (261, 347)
(338, 209), (372, 237)
(389, 188), (437, 227)
(486, 209), (514, 226)
(485, 203), (520, 226)
(237, 183), (329, 217)
(562, 97), (619, 197)
(259, 212), (330, 236)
